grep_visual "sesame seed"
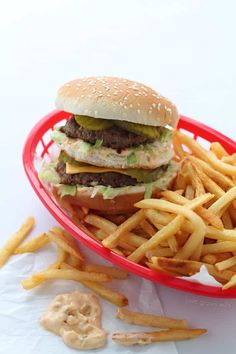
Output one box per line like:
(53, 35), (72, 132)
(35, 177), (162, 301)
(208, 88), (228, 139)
(134, 93), (139, 96)
(81, 95), (84, 98)
(148, 110), (152, 115)
(165, 106), (172, 113)
(129, 104), (133, 108)
(137, 109), (141, 114)
(107, 94), (111, 97)
(124, 97), (128, 100)
(137, 103), (141, 106)
(124, 105), (128, 109)
(152, 103), (156, 108)
(158, 103), (161, 111)
(119, 102), (124, 106)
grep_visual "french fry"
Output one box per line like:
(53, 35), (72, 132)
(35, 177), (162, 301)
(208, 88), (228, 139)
(127, 216), (184, 263)
(162, 190), (223, 229)
(174, 171), (187, 190)
(223, 274), (236, 290)
(185, 185), (194, 200)
(222, 154), (236, 164)
(31, 268), (111, 284)
(83, 263), (128, 279)
(222, 210), (233, 229)
(135, 196), (210, 261)
(139, 219), (156, 237)
(186, 162), (205, 197)
(21, 247), (67, 289)
(201, 253), (232, 265)
(205, 264), (235, 281)
(112, 328), (207, 346)
(47, 227), (84, 261)
(176, 130), (236, 176)
(208, 186), (236, 215)
(167, 236), (178, 253)
(201, 241), (236, 256)
(116, 308), (188, 329)
(147, 261), (181, 276)
(188, 155), (234, 190)
(14, 233), (49, 254)
(192, 163), (224, 198)
(81, 280), (128, 306)
(60, 263), (128, 306)
(92, 228), (135, 252)
(150, 257), (234, 282)
(215, 255), (236, 271)
(66, 254), (82, 268)
(145, 248), (174, 259)
(102, 210), (146, 249)
(176, 231), (190, 247)
(0, 216), (35, 268)
(85, 214), (146, 248)
(210, 142), (228, 159)
(173, 136), (186, 158)
(152, 257), (201, 276)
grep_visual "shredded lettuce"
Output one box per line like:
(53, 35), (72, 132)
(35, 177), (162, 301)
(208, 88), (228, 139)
(159, 128), (173, 143)
(127, 152), (137, 165)
(144, 183), (153, 199)
(38, 163), (60, 184)
(94, 139), (103, 148)
(79, 141), (91, 153)
(51, 130), (66, 143)
(60, 185), (77, 198)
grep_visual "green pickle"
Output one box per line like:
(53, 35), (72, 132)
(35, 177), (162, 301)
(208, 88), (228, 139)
(114, 120), (160, 139)
(58, 151), (88, 166)
(74, 115), (171, 141)
(126, 165), (167, 183)
(75, 115), (113, 131)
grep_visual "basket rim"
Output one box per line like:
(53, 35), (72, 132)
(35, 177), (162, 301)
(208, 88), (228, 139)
(23, 109), (236, 298)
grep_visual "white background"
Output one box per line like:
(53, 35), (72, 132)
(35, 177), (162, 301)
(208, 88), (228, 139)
(0, 1), (236, 353)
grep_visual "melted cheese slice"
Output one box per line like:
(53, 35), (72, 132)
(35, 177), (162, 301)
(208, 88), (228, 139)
(66, 162), (129, 175)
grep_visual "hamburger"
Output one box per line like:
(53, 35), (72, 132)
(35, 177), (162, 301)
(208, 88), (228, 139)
(39, 77), (179, 214)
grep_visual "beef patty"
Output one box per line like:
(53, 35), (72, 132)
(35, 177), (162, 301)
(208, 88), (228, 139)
(56, 162), (137, 188)
(60, 117), (154, 150)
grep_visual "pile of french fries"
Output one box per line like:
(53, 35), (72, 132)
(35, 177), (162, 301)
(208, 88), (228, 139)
(70, 130), (236, 291)
(0, 219), (206, 346)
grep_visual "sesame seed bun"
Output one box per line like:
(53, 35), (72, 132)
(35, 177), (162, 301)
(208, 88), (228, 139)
(55, 77), (179, 127)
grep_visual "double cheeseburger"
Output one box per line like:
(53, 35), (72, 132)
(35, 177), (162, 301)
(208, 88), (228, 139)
(40, 77), (179, 214)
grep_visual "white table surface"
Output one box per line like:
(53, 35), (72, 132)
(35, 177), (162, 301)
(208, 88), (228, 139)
(0, 1), (236, 353)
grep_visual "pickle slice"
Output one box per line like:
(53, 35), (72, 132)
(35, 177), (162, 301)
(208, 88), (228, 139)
(75, 115), (113, 131)
(58, 151), (88, 167)
(114, 120), (160, 139)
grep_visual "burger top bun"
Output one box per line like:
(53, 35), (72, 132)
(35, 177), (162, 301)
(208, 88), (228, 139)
(55, 76), (179, 128)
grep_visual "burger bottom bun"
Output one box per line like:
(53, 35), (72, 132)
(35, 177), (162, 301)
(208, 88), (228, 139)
(53, 181), (171, 215)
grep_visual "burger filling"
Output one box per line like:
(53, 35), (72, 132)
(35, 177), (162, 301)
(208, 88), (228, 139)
(56, 151), (169, 188)
(41, 115), (178, 199)
(60, 116), (153, 150)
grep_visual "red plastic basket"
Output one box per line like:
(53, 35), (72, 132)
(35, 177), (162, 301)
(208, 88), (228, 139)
(23, 110), (236, 298)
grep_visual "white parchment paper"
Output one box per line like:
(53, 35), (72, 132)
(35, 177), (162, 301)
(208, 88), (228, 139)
(0, 243), (178, 354)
